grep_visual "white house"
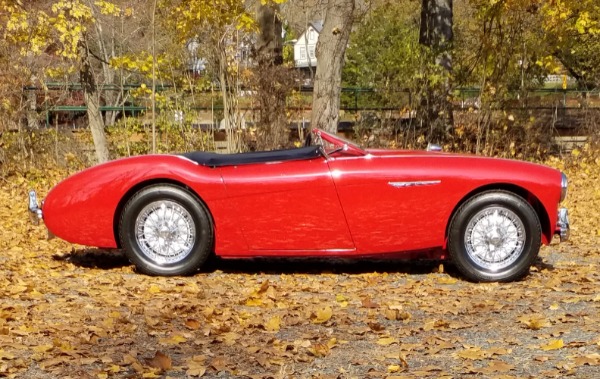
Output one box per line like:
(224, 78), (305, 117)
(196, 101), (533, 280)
(293, 21), (323, 68)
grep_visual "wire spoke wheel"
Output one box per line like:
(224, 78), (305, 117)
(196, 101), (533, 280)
(448, 191), (541, 282)
(464, 207), (526, 271)
(135, 200), (196, 265)
(120, 185), (213, 276)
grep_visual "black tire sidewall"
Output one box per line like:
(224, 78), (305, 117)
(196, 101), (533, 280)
(448, 191), (541, 282)
(120, 185), (213, 276)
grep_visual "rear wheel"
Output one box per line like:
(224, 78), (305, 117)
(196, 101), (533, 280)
(448, 191), (541, 282)
(119, 185), (213, 276)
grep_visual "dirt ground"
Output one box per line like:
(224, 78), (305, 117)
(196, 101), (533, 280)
(1, 156), (599, 379)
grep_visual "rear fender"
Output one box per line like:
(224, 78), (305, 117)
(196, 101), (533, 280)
(43, 155), (226, 248)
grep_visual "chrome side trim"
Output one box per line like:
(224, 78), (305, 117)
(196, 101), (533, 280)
(388, 180), (441, 188)
(28, 190), (43, 225)
(556, 207), (570, 242)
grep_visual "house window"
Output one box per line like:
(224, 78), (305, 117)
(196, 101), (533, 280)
(308, 30), (315, 42)
(309, 46), (315, 59)
(300, 47), (306, 60)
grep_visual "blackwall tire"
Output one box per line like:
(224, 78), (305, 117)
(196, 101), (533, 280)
(119, 185), (213, 276)
(448, 191), (541, 282)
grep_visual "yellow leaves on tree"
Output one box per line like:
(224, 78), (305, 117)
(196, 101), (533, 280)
(110, 54), (166, 75)
(169, 0), (255, 38)
(541, 0), (600, 36)
(50, 0), (93, 59)
(3, 1), (124, 61)
(93, 0), (121, 16)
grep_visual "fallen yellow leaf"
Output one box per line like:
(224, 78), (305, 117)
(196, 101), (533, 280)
(436, 276), (457, 284)
(245, 298), (262, 307)
(147, 285), (161, 294)
(377, 337), (399, 346)
(32, 345), (54, 353)
(308, 342), (330, 357)
(312, 306), (333, 324)
(456, 347), (487, 360)
(159, 334), (187, 345)
(541, 339), (564, 351)
(145, 351), (172, 370)
(518, 314), (550, 330)
(264, 315), (281, 332)
(0, 349), (15, 360)
(336, 294), (348, 308)
(185, 319), (201, 330)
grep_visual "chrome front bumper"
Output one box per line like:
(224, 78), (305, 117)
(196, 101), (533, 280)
(556, 207), (569, 242)
(28, 190), (43, 225)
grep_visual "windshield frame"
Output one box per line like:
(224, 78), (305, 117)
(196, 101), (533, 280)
(312, 129), (366, 157)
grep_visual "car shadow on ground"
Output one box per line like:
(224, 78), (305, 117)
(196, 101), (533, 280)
(53, 249), (554, 280)
(531, 256), (556, 272)
(210, 257), (447, 276)
(53, 248), (449, 276)
(52, 248), (130, 270)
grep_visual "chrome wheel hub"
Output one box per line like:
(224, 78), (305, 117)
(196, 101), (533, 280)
(464, 207), (525, 271)
(135, 200), (196, 264)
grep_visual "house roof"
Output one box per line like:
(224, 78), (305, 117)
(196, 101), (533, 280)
(309, 20), (323, 33)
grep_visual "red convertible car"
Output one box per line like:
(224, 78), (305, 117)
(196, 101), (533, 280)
(29, 129), (569, 282)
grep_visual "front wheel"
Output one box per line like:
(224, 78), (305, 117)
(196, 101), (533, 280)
(119, 185), (213, 276)
(448, 191), (541, 282)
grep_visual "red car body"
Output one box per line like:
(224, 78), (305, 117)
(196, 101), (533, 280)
(32, 129), (569, 280)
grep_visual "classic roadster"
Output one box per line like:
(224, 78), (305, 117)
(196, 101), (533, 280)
(29, 129), (569, 282)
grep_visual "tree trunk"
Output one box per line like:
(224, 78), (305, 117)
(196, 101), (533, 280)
(420, 0), (453, 70)
(218, 43), (242, 153)
(80, 42), (110, 164)
(255, 2), (289, 150)
(151, 0), (158, 154)
(88, 0), (119, 127)
(26, 75), (38, 129)
(419, 0), (454, 137)
(310, 0), (355, 134)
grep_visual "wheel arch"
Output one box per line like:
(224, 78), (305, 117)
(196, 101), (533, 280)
(112, 178), (215, 249)
(445, 183), (552, 246)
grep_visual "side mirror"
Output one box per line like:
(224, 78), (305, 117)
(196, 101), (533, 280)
(426, 143), (442, 152)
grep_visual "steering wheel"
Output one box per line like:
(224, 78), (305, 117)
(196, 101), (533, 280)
(304, 132), (312, 147)
(313, 131), (324, 147)
(304, 130), (324, 147)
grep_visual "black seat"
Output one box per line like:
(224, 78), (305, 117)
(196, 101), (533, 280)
(181, 146), (322, 167)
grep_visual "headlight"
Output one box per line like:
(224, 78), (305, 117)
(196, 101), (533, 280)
(560, 172), (568, 202)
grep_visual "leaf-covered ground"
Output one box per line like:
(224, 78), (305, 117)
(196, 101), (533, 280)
(1, 155), (600, 379)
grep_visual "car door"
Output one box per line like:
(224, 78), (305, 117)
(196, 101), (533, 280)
(219, 157), (355, 253)
(327, 154), (448, 253)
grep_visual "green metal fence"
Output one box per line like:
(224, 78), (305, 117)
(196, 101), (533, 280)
(24, 83), (600, 128)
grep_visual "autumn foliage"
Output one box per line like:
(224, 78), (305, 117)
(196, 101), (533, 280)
(0, 147), (598, 377)
(1, 0), (600, 376)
